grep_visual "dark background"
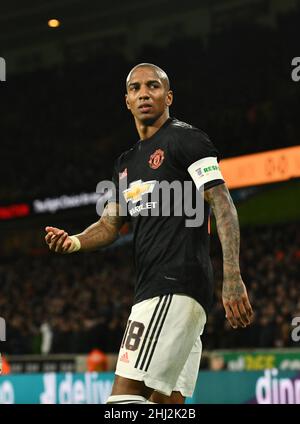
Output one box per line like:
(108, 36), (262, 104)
(0, 0), (299, 357)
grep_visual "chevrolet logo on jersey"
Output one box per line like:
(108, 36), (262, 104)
(122, 180), (156, 204)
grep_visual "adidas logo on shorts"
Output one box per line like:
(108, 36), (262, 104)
(120, 351), (130, 363)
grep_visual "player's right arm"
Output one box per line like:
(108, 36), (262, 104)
(44, 202), (123, 253)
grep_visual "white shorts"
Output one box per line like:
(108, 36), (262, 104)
(115, 294), (206, 397)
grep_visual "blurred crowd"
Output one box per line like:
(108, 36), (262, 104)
(1, 7), (300, 202)
(0, 222), (299, 355)
(203, 222), (300, 350)
(0, 248), (134, 354)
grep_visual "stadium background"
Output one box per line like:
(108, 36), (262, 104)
(0, 0), (299, 404)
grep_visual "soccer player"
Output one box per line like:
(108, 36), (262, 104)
(45, 63), (253, 404)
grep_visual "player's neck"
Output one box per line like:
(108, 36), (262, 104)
(135, 112), (170, 141)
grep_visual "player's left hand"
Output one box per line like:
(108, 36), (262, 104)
(222, 276), (253, 329)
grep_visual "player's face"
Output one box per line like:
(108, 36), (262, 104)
(125, 67), (173, 124)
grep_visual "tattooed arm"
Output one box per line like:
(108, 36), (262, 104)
(204, 184), (253, 328)
(45, 202), (124, 253)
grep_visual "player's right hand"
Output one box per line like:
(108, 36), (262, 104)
(45, 226), (73, 253)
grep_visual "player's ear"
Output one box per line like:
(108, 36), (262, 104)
(166, 90), (173, 107)
(125, 94), (131, 110)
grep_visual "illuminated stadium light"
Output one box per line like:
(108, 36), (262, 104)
(48, 19), (60, 28)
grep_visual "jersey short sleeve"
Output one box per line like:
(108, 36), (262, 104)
(108, 157), (120, 205)
(170, 127), (224, 191)
(111, 160), (119, 199)
(108, 155), (129, 220)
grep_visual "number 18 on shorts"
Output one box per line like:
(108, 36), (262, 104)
(115, 294), (206, 397)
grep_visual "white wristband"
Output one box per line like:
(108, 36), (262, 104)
(68, 236), (81, 253)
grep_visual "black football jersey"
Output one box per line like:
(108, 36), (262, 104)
(111, 117), (224, 313)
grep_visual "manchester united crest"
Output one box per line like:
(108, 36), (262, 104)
(148, 149), (165, 169)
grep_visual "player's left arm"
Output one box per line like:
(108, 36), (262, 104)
(204, 183), (254, 329)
